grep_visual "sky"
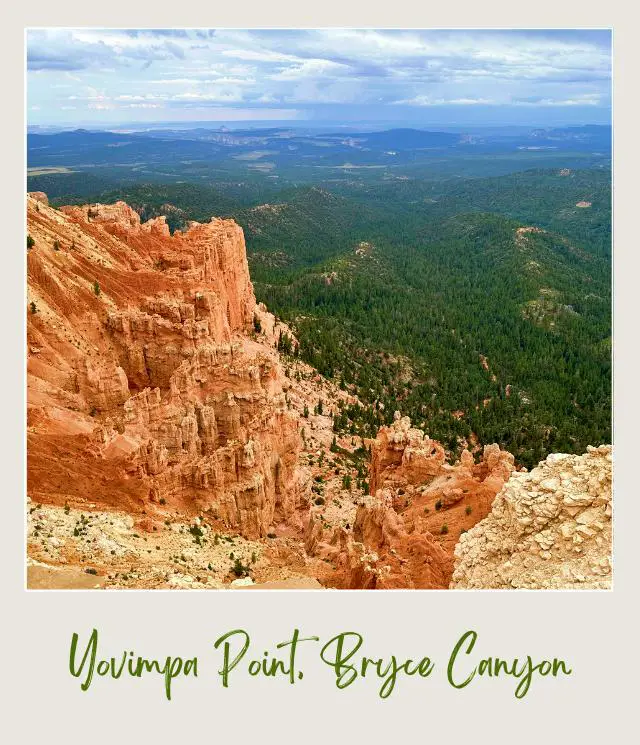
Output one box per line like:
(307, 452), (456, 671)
(27, 29), (612, 128)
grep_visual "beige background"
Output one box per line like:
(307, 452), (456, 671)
(4, 3), (637, 742)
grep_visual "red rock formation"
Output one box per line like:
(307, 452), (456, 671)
(27, 194), (300, 538)
(325, 413), (515, 588)
(369, 414), (447, 496)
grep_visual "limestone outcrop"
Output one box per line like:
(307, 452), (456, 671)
(450, 445), (612, 589)
(27, 193), (300, 538)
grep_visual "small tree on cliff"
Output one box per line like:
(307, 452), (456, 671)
(93, 280), (101, 296)
(277, 330), (293, 355)
(27, 235), (34, 250)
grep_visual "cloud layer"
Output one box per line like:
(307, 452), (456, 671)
(27, 29), (612, 125)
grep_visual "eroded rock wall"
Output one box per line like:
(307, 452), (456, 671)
(27, 194), (300, 538)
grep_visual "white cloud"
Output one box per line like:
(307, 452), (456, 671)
(396, 95), (495, 106)
(255, 93), (280, 104)
(115, 94), (167, 102)
(221, 48), (299, 63)
(150, 78), (203, 86)
(270, 58), (350, 81)
(515, 93), (602, 107)
(171, 90), (244, 103)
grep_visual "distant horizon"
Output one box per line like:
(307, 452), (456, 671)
(28, 120), (612, 134)
(27, 29), (612, 128)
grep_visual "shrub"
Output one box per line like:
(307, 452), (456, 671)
(29, 301), (37, 314)
(232, 558), (250, 577)
(189, 524), (204, 538)
(27, 234), (34, 249)
(465, 505), (472, 515)
(440, 524), (449, 535)
(435, 499), (443, 511)
(93, 280), (101, 296)
(314, 496), (325, 506)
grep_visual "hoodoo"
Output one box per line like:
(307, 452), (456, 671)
(308, 413), (516, 589)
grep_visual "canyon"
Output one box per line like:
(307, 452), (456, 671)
(26, 193), (612, 590)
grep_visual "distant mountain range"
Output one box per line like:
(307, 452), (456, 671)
(28, 125), (612, 171)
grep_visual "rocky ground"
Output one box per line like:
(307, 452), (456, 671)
(27, 496), (326, 589)
(451, 445), (612, 589)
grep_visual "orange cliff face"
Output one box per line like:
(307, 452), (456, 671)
(26, 193), (301, 538)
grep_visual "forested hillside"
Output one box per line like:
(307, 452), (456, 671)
(258, 211), (610, 468)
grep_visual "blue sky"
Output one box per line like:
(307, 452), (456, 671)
(27, 29), (612, 127)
